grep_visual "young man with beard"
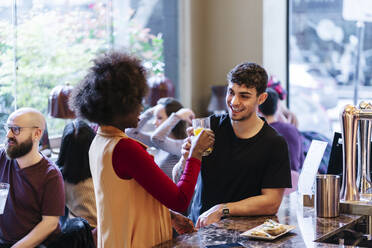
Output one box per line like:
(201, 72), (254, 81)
(183, 62), (291, 227)
(0, 108), (65, 248)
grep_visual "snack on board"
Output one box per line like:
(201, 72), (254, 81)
(261, 219), (287, 236)
(250, 230), (271, 237)
(242, 219), (295, 239)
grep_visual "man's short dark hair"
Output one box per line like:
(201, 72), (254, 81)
(227, 62), (268, 95)
(259, 88), (279, 116)
(70, 51), (148, 125)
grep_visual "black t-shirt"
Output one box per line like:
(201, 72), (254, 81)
(190, 114), (291, 222)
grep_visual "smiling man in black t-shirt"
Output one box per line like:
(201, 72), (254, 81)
(186, 62), (291, 227)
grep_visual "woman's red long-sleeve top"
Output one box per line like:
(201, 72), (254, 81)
(112, 138), (200, 213)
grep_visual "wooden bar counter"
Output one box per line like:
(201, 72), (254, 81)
(156, 193), (363, 247)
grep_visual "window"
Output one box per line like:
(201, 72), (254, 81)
(288, 0), (372, 139)
(0, 0), (178, 143)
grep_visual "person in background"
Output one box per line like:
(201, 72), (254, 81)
(38, 126), (52, 157)
(126, 97), (194, 179)
(174, 62), (291, 228)
(267, 76), (331, 174)
(0, 108), (65, 248)
(267, 75), (298, 127)
(69, 50), (214, 247)
(56, 119), (97, 228)
(259, 88), (304, 172)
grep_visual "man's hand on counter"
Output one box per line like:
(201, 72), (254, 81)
(195, 189), (285, 228)
(196, 204), (223, 228)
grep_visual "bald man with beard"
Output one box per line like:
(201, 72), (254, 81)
(0, 108), (65, 248)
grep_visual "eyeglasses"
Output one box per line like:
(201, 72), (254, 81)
(3, 125), (39, 136)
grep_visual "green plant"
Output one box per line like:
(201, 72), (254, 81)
(0, 3), (164, 139)
(128, 23), (164, 77)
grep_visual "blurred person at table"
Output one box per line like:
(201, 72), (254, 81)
(174, 62), (291, 228)
(0, 108), (65, 248)
(267, 76), (331, 174)
(69, 50), (214, 248)
(126, 97), (194, 179)
(259, 88), (304, 172)
(267, 75), (298, 127)
(56, 119), (97, 228)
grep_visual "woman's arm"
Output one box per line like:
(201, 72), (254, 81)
(113, 139), (200, 212)
(151, 113), (184, 156)
(172, 157), (187, 183)
(172, 138), (191, 183)
(113, 132), (213, 212)
(125, 108), (154, 147)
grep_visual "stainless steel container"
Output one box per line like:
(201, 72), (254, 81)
(316, 174), (340, 218)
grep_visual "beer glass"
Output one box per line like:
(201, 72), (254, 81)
(0, 183), (10, 215)
(192, 117), (213, 156)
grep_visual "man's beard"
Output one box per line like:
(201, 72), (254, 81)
(6, 135), (33, 159)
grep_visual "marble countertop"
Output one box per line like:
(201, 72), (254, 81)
(156, 193), (363, 247)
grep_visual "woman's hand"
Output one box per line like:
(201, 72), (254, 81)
(186, 126), (194, 137)
(189, 129), (215, 160)
(181, 137), (192, 160)
(170, 210), (196, 234)
(176, 108), (195, 124)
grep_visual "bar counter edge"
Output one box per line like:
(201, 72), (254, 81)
(155, 193), (363, 247)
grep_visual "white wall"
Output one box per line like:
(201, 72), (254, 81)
(179, 0), (287, 115)
(263, 0), (287, 90)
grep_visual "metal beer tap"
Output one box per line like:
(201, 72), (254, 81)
(340, 103), (372, 202)
(358, 102), (372, 200)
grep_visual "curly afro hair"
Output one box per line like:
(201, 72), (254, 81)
(227, 62), (268, 95)
(70, 51), (148, 125)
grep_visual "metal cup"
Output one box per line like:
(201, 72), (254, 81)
(316, 174), (340, 218)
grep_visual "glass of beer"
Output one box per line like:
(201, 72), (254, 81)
(192, 117), (213, 156)
(0, 183), (9, 215)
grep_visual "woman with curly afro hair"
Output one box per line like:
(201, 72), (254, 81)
(69, 51), (214, 248)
